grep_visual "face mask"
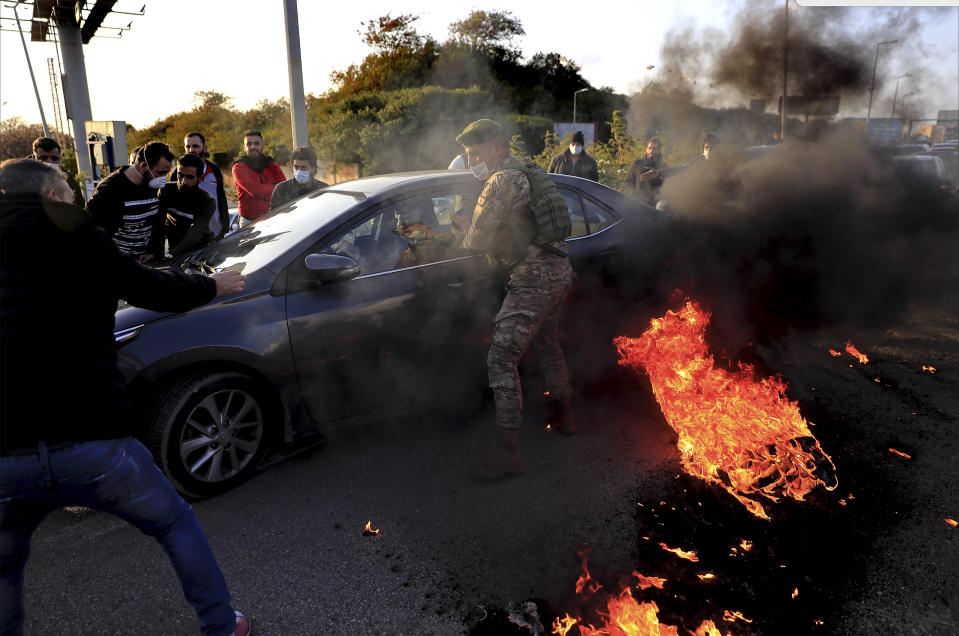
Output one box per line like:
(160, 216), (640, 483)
(470, 147), (498, 181)
(570, 144), (583, 155)
(139, 163), (166, 189)
(703, 149), (710, 160)
(294, 170), (311, 185)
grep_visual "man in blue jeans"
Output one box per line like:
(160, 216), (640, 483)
(0, 158), (251, 636)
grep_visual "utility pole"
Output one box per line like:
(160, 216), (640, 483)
(573, 88), (588, 124)
(865, 39), (898, 139)
(781, 0), (788, 142)
(283, 0), (309, 148)
(12, 3), (49, 136)
(48, 58), (66, 143)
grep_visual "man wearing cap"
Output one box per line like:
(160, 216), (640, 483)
(548, 131), (599, 182)
(453, 119), (576, 479)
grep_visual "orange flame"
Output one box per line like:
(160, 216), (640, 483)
(828, 349), (842, 357)
(575, 550), (603, 595)
(845, 342), (869, 364)
(739, 540), (753, 551)
(697, 573), (716, 581)
(658, 542), (699, 562)
(551, 613), (578, 635)
(946, 518), (957, 527)
(632, 571), (667, 589)
(792, 587), (799, 598)
(363, 521), (380, 535)
(888, 448), (911, 459)
(922, 365), (936, 373)
(722, 610), (753, 623)
(615, 301), (837, 519)
(692, 620), (724, 636)
(579, 589), (680, 636)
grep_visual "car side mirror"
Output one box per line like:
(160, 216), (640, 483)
(304, 253), (360, 284)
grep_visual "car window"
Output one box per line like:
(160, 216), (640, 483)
(323, 189), (477, 275)
(583, 196), (616, 233)
(560, 189), (589, 238)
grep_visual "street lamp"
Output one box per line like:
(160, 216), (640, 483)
(864, 39), (898, 137)
(572, 88), (588, 124)
(891, 73), (912, 118)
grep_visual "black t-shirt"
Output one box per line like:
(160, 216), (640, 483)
(86, 167), (164, 259)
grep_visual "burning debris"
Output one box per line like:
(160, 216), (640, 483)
(362, 521), (380, 536)
(615, 301), (838, 519)
(887, 448), (911, 459)
(921, 365), (936, 374)
(844, 342), (869, 364)
(633, 572), (667, 590)
(657, 543), (699, 562)
(945, 518), (957, 528)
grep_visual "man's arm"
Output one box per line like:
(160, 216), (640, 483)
(267, 162), (287, 187)
(462, 170), (528, 253)
(210, 162), (230, 236)
(85, 180), (120, 237)
(170, 194), (216, 257)
(269, 180), (290, 210)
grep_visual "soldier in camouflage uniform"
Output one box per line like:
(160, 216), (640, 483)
(455, 119), (576, 479)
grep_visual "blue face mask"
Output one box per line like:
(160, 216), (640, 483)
(294, 170), (311, 184)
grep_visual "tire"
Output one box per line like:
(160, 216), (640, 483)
(147, 371), (272, 498)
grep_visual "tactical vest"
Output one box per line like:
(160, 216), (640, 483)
(499, 157), (572, 245)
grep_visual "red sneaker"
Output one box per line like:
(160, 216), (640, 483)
(231, 611), (251, 636)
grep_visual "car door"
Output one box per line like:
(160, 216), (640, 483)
(285, 184), (499, 425)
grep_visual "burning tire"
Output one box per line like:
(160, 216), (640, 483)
(147, 371), (271, 498)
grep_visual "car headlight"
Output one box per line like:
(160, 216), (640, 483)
(114, 324), (143, 344)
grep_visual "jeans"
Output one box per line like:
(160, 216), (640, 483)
(0, 437), (235, 636)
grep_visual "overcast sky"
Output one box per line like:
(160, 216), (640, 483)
(1, 0), (956, 129)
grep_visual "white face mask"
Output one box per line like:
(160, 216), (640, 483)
(138, 163), (166, 189)
(703, 149), (710, 160)
(294, 170), (311, 184)
(470, 147), (497, 181)
(570, 144), (583, 155)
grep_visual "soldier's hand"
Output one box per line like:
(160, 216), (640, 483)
(212, 270), (246, 297)
(451, 212), (471, 232)
(639, 169), (659, 183)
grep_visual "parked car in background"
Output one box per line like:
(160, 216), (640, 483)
(114, 171), (668, 497)
(889, 143), (930, 156)
(892, 154), (947, 182)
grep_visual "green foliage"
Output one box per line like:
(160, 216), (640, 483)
(449, 10), (525, 54)
(588, 110), (641, 190)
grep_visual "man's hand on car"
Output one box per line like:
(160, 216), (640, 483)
(211, 270), (246, 297)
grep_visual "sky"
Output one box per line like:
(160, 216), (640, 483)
(1, 0), (957, 130)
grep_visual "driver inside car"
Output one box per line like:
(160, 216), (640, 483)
(393, 199), (465, 268)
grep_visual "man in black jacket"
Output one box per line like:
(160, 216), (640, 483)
(547, 130), (599, 182)
(86, 140), (174, 264)
(0, 159), (250, 636)
(175, 132), (231, 239)
(624, 137), (671, 206)
(269, 146), (329, 210)
(162, 154), (217, 257)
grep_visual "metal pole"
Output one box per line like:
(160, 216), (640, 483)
(12, 4), (50, 136)
(283, 0), (309, 148)
(573, 88), (587, 125)
(865, 40), (897, 139)
(890, 74), (910, 118)
(781, 0), (788, 142)
(55, 17), (94, 182)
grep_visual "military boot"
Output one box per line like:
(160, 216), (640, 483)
(472, 428), (524, 479)
(546, 397), (576, 435)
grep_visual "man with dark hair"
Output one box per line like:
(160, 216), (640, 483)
(30, 136), (85, 206)
(231, 129), (285, 226)
(86, 140), (174, 263)
(270, 145), (329, 210)
(0, 158), (250, 636)
(453, 119), (576, 479)
(161, 154), (217, 257)
(624, 137), (671, 206)
(548, 130), (599, 182)
(171, 132), (231, 239)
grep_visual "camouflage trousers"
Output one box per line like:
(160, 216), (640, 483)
(488, 246), (574, 430)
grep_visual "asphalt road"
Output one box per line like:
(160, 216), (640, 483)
(20, 303), (959, 635)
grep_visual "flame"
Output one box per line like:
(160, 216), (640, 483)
(844, 342), (869, 364)
(946, 518), (957, 527)
(739, 539), (753, 551)
(615, 301), (837, 519)
(922, 365), (936, 373)
(658, 542), (699, 562)
(888, 448), (911, 459)
(792, 587), (799, 598)
(575, 550), (603, 595)
(579, 589), (680, 636)
(552, 613), (578, 635)
(692, 620), (724, 636)
(632, 571), (667, 589)
(363, 520), (380, 535)
(828, 349), (842, 357)
(697, 573), (716, 581)
(722, 610), (753, 623)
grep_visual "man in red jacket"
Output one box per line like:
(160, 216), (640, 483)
(231, 129), (285, 226)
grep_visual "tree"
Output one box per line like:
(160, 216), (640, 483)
(449, 10), (525, 57)
(360, 13), (425, 54)
(0, 117), (46, 161)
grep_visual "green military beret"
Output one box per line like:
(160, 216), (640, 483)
(455, 119), (504, 146)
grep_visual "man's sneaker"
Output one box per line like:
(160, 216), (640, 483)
(232, 611), (251, 636)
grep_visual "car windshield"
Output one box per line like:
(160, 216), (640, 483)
(193, 190), (362, 274)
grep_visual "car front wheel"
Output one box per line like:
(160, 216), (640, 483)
(147, 371), (270, 498)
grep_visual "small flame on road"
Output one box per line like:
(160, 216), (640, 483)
(828, 349), (842, 357)
(633, 571), (667, 589)
(946, 518), (957, 527)
(792, 587), (799, 598)
(697, 572), (716, 581)
(363, 521), (380, 536)
(551, 613), (577, 635)
(658, 542), (699, 562)
(722, 610), (753, 623)
(922, 365), (936, 373)
(845, 342), (869, 364)
(888, 448), (912, 459)
(575, 550), (603, 595)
